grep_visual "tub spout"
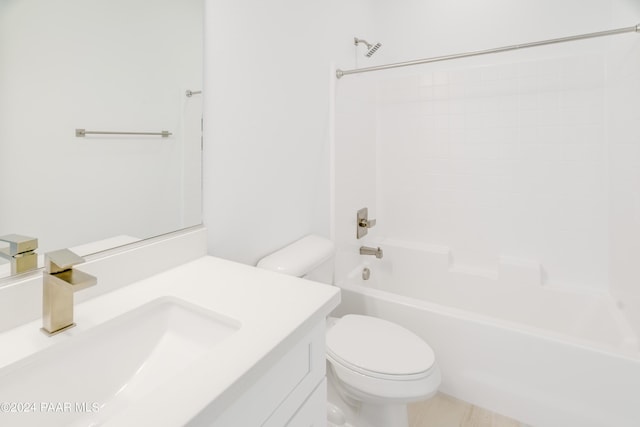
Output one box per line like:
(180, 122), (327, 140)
(360, 246), (383, 259)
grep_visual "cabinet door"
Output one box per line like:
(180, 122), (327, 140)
(285, 378), (327, 427)
(193, 321), (326, 427)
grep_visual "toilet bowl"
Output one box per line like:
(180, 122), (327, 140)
(257, 235), (441, 427)
(326, 314), (440, 427)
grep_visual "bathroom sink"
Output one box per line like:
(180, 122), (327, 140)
(0, 297), (240, 426)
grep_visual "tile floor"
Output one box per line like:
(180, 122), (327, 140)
(408, 393), (528, 427)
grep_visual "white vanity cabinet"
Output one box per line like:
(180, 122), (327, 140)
(192, 320), (328, 427)
(0, 248), (340, 427)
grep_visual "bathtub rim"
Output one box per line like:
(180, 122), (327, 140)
(335, 279), (640, 363)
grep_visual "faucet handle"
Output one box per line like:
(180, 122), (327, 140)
(358, 218), (376, 228)
(357, 207), (377, 239)
(45, 249), (85, 274)
(0, 234), (38, 257)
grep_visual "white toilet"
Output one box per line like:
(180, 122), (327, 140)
(257, 235), (441, 427)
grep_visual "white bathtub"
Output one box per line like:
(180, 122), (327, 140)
(332, 240), (640, 427)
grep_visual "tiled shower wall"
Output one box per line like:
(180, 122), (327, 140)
(376, 53), (608, 291)
(608, 34), (640, 333)
(334, 45), (640, 336)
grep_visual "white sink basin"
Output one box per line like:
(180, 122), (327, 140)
(0, 297), (240, 426)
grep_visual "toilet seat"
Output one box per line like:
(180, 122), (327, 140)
(327, 314), (435, 378)
(328, 352), (437, 381)
(326, 315), (441, 402)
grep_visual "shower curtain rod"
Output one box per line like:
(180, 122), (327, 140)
(336, 23), (640, 79)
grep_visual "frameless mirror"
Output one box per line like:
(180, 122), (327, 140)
(0, 0), (203, 279)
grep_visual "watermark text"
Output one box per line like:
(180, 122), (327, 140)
(0, 402), (100, 414)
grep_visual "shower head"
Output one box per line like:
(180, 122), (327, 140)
(365, 42), (382, 57)
(354, 37), (382, 57)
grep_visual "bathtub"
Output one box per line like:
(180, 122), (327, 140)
(332, 239), (640, 427)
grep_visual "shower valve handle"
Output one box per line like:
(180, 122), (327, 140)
(357, 207), (376, 239)
(358, 218), (376, 228)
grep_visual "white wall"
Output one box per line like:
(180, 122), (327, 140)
(203, 0), (374, 265)
(371, 0), (616, 59)
(0, 0), (202, 259)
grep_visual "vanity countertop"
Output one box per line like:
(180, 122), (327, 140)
(0, 255), (341, 426)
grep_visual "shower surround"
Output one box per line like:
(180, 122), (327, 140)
(332, 17), (640, 426)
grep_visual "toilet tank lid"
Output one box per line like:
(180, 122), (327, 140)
(256, 235), (334, 277)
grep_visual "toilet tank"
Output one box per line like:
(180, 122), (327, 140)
(256, 235), (334, 284)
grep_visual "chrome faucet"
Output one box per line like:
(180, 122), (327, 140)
(360, 246), (383, 259)
(0, 234), (38, 274)
(41, 249), (97, 336)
